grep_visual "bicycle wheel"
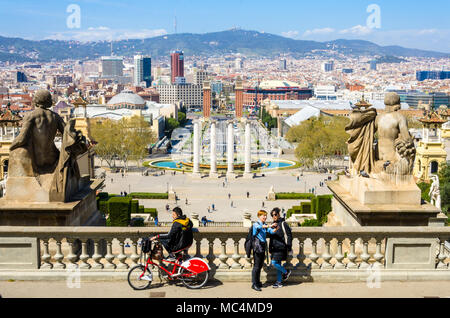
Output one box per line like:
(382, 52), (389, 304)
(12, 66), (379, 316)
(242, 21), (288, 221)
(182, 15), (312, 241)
(180, 269), (210, 289)
(127, 265), (152, 290)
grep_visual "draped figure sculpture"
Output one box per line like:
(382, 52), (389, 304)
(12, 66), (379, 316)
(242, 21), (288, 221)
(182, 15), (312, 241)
(7, 90), (88, 202)
(345, 92), (416, 178)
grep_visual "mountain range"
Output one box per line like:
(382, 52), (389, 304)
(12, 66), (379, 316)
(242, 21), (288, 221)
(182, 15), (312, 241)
(0, 29), (448, 62)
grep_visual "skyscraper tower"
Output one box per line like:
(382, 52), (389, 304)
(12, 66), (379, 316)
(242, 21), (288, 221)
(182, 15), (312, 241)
(171, 51), (184, 84)
(134, 55), (152, 87)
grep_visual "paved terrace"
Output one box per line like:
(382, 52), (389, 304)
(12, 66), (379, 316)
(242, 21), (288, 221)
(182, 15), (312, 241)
(103, 164), (335, 222)
(2, 281), (450, 298)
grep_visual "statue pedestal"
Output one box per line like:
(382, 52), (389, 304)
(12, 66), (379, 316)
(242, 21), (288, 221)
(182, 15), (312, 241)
(0, 179), (104, 226)
(327, 176), (440, 226)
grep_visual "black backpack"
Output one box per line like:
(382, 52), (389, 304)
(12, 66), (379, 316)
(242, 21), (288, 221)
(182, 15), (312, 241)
(244, 225), (254, 258)
(141, 237), (151, 254)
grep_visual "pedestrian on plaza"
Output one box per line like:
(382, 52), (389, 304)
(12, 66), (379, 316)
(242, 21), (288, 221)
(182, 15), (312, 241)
(228, 193), (231, 200)
(201, 216), (208, 227)
(297, 176), (299, 182)
(231, 201), (233, 208)
(124, 191), (128, 196)
(166, 204), (170, 212)
(247, 191), (250, 198)
(262, 201), (265, 208)
(111, 178), (113, 183)
(208, 207), (211, 213)
(249, 210), (277, 292)
(154, 216), (159, 227)
(212, 203), (215, 211)
(268, 208), (292, 288)
(120, 191), (123, 196)
(185, 198), (188, 205)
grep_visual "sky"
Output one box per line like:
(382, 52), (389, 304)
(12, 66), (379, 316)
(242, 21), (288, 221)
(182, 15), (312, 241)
(0, 0), (449, 52)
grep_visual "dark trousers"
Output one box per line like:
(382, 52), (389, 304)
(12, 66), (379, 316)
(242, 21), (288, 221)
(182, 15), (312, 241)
(252, 252), (266, 286)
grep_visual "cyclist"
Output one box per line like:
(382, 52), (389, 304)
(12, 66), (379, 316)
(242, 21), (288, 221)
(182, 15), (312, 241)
(151, 207), (193, 262)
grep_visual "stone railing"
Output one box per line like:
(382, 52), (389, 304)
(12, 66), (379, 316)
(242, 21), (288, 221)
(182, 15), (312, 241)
(0, 227), (449, 282)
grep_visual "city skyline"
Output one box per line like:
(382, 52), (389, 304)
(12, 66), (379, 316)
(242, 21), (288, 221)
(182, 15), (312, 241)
(0, 0), (448, 52)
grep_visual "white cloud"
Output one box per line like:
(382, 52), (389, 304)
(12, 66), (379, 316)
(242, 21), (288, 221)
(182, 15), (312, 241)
(281, 30), (299, 39)
(46, 28), (168, 42)
(338, 25), (373, 36)
(302, 28), (335, 37)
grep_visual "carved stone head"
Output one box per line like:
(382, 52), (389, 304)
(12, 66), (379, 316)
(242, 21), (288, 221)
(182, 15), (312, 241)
(385, 92), (401, 112)
(32, 90), (53, 109)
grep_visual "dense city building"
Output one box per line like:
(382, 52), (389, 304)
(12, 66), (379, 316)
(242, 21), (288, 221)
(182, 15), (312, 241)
(416, 70), (450, 81)
(157, 83), (202, 109)
(101, 56), (124, 78)
(171, 51), (184, 84)
(243, 81), (313, 106)
(134, 55), (152, 88)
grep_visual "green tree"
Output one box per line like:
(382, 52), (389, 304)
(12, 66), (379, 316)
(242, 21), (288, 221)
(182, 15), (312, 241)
(91, 119), (122, 168)
(439, 162), (450, 215)
(165, 117), (180, 137)
(286, 116), (350, 170)
(178, 112), (187, 127)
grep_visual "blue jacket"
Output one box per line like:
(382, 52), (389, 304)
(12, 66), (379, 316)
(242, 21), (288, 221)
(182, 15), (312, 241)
(253, 220), (275, 243)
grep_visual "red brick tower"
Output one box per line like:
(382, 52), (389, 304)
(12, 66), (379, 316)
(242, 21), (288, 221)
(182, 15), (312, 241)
(235, 78), (244, 118)
(203, 80), (211, 118)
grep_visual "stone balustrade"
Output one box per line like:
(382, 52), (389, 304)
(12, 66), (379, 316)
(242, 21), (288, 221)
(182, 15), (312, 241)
(0, 226), (449, 282)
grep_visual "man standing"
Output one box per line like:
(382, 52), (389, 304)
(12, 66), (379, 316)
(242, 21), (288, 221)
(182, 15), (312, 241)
(269, 208), (292, 288)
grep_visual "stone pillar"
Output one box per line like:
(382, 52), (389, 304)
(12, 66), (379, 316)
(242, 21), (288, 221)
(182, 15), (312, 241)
(209, 121), (219, 178)
(192, 121), (201, 177)
(226, 121), (236, 179)
(244, 121), (253, 178)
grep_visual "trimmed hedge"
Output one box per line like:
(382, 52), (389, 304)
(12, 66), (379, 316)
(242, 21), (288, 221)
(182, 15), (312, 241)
(275, 193), (315, 200)
(130, 217), (145, 227)
(138, 205), (145, 214)
(301, 202), (312, 214)
(316, 195), (333, 221)
(301, 219), (323, 227)
(108, 197), (132, 227)
(130, 200), (139, 214)
(128, 193), (169, 200)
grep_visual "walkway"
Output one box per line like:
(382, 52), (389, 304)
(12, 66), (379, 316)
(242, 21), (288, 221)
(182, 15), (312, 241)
(2, 280), (450, 298)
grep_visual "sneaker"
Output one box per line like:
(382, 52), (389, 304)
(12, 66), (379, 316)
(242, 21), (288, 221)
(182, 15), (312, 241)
(251, 284), (262, 292)
(141, 275), (153, 282)
(282, 269), (291, 282)
(272, 282), (283, 288)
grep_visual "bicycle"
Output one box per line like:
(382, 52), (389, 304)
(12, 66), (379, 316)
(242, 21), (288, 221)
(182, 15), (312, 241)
(127, 238), (210, 290)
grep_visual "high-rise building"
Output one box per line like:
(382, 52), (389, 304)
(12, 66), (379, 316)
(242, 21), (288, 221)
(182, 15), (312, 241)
(370, 60), (377, 71)
(101, 56), (124, 78)
(171, 51), (184, 84)
(15, 71), (27, 83)
(279, 59), (287, 71)
(134, 55), (152, 88)
(235, 58), (244, 70)
(322, 61), (334, 72)
(416, 71), (450, 81)
(342, 68), (353, 74)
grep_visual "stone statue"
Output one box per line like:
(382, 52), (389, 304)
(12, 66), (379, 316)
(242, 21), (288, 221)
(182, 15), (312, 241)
(7, 90), (88, 202)
(345, 92), (416, 177)
(429, 175), (441, 210)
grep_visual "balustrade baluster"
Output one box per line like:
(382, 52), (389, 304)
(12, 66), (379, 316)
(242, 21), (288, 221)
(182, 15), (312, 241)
(218, 239), (229, 269)
(53, 239), (65, 269)
(231, 238), (242, 269)
(372, 238), (384, 269)
(79, 239), (91, 269)
(296, 239), (306, 270)
(437, 239), (447, 269)
(117, 239), (129, 269)
(346, 239), (358, 269)
(308, 239), (320, 269)
(359, 238), (371, 269)
(130, 239), (140, 267)
(92, 239), (104, 270)
(66, 239), (78, 269)
(334, 239), (345, 270)
(321, 238), (333, 269)
(40, 239), (53, 270)
(206, 239), (216, 268)
(195, 239), (203, 259)
(104, 239), (116, 269)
